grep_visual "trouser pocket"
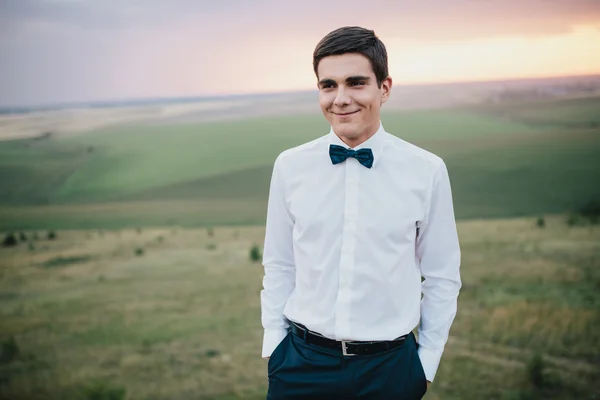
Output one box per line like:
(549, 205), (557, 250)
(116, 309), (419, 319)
(267, 332), (290, 377)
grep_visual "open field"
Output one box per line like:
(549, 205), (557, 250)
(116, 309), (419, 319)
(1, 96), (599, 230)
(1, 81), (599, 399)
(0, 216), (599, 400)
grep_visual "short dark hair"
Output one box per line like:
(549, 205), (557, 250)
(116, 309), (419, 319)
(313, 26), (389, 88)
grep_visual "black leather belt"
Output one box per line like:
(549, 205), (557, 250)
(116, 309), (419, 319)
(290, 322), (409, 356)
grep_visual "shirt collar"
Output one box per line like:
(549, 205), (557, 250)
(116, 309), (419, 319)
(327, 122), (387, 168)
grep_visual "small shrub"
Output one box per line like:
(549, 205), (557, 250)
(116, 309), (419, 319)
(141, 339), (152, 354)
(579, 199), (600, 224)
(135, 248), (144, 256)
(28, 242), (35, 252)
(156, 236), (164, 243)
(0, 336), (20, 364)
(2, 233), (18, 247)
(47, 231), (57, 240)
(566, 213), (579, 227)
(249, 244), (262, 263)
(526, 352), (545, 389)
(535, 217), (545, 228)
(82, 380), (126, 400)
(205, 349), (220, 358)
(207, 227), (214, 237)
(32, 232), (39, 240)
(206, 244), (216, 250)
(566, 200), (600, 226)
(136, 227), (142, 235)
(19, 232), (27, 242)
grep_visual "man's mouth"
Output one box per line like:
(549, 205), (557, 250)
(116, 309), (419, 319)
(332, 110), (360, 116)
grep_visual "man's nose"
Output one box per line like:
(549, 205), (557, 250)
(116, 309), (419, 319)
(334, 87), (351, 107)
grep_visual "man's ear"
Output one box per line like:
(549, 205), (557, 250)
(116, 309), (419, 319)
(381, 76), (392, 104)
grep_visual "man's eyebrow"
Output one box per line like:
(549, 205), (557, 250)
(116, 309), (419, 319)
(318, 76), (371, 86)
(318, 78), (336, 86)
(346, 75), (370, 83)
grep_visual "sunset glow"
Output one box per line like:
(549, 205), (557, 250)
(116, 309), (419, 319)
(386, 25), (600, 84)
(1, 1), (599, 106)
(228, 25), (600, 94)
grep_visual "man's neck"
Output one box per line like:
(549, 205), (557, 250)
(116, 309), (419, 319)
(336, 122), (381, 148)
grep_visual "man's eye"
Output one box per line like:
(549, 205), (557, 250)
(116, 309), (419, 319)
(322, 84), (334, 89)
(350, 81), (365, 86)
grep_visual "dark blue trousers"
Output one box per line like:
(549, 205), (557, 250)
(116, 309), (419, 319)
(267, 330), (428, 400)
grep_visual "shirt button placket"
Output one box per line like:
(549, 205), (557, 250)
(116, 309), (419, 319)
(335, 158), (360, 340)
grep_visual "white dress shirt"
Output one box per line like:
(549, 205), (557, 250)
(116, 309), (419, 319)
(260, 122), (461, 382)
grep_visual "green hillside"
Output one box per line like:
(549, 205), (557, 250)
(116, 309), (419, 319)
(0, 97), (599, 229)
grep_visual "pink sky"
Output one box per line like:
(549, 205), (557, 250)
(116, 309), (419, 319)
(1, 0), (599, 107)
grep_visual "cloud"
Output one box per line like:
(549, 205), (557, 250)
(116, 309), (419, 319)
(3, 0), (600, 39)
(267, 0), (600, 41)
(1, 0), (279, 32)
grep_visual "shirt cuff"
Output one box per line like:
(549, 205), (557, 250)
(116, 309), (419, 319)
(418, 345), (442, 382)
(261, 328), (289, 358)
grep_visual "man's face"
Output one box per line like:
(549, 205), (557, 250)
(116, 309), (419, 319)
(317, 53), (391, 147)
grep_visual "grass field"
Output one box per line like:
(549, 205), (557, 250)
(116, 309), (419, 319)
(1, 96), (599, 399)
(0, 216), (599, 400)
(0, 97), (599, 230)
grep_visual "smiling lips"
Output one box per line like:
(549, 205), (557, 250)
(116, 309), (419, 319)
(333, 110), (360, 117)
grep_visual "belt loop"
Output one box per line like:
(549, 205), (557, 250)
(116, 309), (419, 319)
(294, 322), (308, 342)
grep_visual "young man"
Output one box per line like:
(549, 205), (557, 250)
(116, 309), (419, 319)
(260, 26), (461, 400)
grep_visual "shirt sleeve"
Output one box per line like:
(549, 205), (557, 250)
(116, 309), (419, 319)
(415, 160), (462, 381)
(260, 154), (296, 358)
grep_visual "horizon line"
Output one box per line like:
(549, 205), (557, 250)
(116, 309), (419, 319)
(1, 72), (599, 113)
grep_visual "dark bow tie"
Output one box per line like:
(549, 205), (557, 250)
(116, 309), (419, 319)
(329, 144), (374, 169)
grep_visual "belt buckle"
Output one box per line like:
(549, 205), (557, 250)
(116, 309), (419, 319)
(341, 341), (356, 356)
